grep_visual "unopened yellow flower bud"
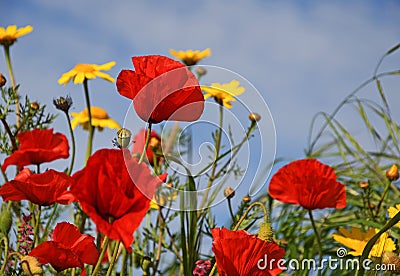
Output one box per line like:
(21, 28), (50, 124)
(224, 186), (235, 199)
(30, 102), (39, 111)
(359, 181), (369, 189)
(21, 256), (43, 276)
(249, 113), (261, 122)
(242, 196), (251, 202)
(386, 164), (399, 181)
(53, 96), (73, 113)
(141, 256), (152, 275)
(196, 67), (207, 77)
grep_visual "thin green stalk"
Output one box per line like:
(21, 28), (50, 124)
(43, 203), (58, 238)
(33, 205), (41, 247)
(92, 236), (110, 275)
(138, 123), (152, 164)
(151, 208), (164, 276)
(227, 197), (236, 224)
(64, 111), (76, 175)
(3, 45), (20, 127)
(375, 179), (392, 216)
(121, 248), (128, 276)
(199, 102), (224, 210)
(106, 241), (121, 276)
(0, 236), (9, 274)
(82, 79), (94, 162)
(308, 209), (322, 276)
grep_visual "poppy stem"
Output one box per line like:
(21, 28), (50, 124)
(233, 202), (269, 231)
(227, 197), (236, 224)
(138, 122), (152, 164)
(106, 241), (121, 276)
(64, 111), (76, 175)
(92, 236), (109, 276)
(0, 236), (9, 274)
(3, 45), (20, 128)
(198, 102), (224, 210)
(33, 205), (41, 247)
(308, 209), (322, 276)
(82, 79), (94, 162)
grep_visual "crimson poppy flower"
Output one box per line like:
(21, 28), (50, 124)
(132, 129), (162, 165)
(212, 228), (285, 276)
(116, 55), (204, 123)
(268, 159), (346, 210)
(71, 148), (167, 251)
(29, 222), (99, 272)
(0, 168), (74, 206)
(2, 128), (69, 171)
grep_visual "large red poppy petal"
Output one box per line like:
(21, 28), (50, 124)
(269, 159), (346, 210)
(52, 222), (99, 265)
(212, 228), (285, 276)
(30, 241), (82, 271)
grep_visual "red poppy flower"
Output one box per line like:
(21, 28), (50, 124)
(212, 228), (285, 276)
(132, 129), (162, 165)
(268, 159), (346, 210)
(2, 128), (69, 171)
(116, 55), (204, 123)
(71, 148), (167, 251)
(29, 222), (99, 272)
(0, 168), (75, 206)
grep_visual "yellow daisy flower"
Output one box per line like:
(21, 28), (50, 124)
(150, 190), (178, 210)
(0, 25), (33, 47)
(388, 204), (400, 227)
(169, 48), (211, 66)
(332, 227), (396, 257)
(71, 106), (121, 131)
(58, 61), (116, 85)
(202, 80), (245, 108)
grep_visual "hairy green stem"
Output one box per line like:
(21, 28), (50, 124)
(308, 209), (322, 276)
(106, 241), (121, 276)
(138, 123), (152, 164)
(92, 236), (109, 275)
(65, 111), (76, 175)
(198, 102), (224, 210)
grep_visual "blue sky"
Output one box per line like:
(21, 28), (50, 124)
(1, 0), (400, 195)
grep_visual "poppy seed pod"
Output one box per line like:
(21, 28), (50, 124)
(224, 186), (235, 199)
(257, 222), (274, 243)
(359, 181), (369, 189)
(196, 67), (207, 77)
(386, 164), (399, 181)
(249, 112), (261, 122)
(117, 128), (132, 148)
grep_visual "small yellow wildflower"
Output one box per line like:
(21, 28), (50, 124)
(202, 80), (245, 108)
(150, 191), (178, 210)
(58, 61), (116, 85)
(71, 106), (121, 131)
(332, 227), (396, 257)
(169, 48), (211, 66)
(388, 204), (400, 227)
(0, 25), (33, 47)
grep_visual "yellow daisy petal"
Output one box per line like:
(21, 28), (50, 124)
(170, 48), (211, 66)
(58, 61), (116, 86)
(70, 106), (120, 131)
